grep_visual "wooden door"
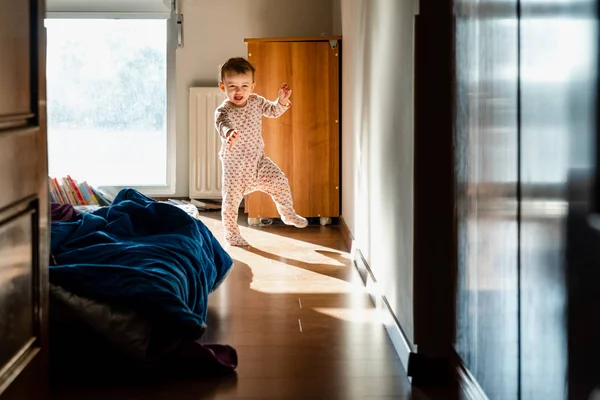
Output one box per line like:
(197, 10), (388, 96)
(0, 0), (49, 398)
(245, 38), (340, 220)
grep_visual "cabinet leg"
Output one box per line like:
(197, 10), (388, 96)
(319, 217), (332, 226)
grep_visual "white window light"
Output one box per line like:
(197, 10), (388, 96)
(45, 0), (180, 196)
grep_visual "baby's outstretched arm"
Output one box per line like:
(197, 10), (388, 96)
(215, 107), (241, 150)
(215, 106), (236, 140)
(261, 83), (292, 118)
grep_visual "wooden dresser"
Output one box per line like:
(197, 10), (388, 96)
(243, 36), (341, 226)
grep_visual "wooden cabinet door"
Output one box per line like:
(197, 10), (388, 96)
(0, 0), (49, 398)
(246, 39), (340, 219)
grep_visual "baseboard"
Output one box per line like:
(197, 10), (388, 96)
(345, 228), (485, 398)
(338, 215), (354, 253)
(341, 218), (414, 375)
(338, 216), (369, 283)
(454, 351), (489, 400)
(353, 248), (413, 374)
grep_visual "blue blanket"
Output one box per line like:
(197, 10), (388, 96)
(50, 189), (233, 343)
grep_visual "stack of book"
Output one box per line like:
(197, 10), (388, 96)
(48, 176), (113, 206)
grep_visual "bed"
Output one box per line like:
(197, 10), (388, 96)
(48, 188), (236, 379)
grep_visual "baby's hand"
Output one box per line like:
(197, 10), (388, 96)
(227, 129), (240, 150)
(278, 83), (292, 106)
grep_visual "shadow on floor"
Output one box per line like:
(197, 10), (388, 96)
(243, 246), (354, 283)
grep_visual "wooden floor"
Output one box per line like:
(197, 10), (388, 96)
(50, 213), (428, 399)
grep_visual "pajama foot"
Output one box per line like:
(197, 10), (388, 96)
(226, 236), (250, 247)
(282, 214), (309, 228)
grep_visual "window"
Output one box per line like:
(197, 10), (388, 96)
(45, 1), (176, 193)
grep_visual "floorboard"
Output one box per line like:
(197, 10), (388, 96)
(50, 213), (428, 399)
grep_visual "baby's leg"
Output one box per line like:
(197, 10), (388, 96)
(221, 168), (249, 246)
(255, 157), (308, 228)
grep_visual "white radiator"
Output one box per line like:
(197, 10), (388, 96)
(189, 87), (226, 199)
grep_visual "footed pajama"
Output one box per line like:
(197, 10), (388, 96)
(215, 93), (307, 246)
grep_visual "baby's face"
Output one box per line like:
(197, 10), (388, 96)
(219, 72), (255, 106)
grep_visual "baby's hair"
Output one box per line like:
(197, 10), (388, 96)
(219, 57), (256, 82)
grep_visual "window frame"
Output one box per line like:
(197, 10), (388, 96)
(45, 2), (178, 196)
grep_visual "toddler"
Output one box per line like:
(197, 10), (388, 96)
(214, 57), (308, 247)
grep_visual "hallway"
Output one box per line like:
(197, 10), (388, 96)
(50, 216), (427, 399)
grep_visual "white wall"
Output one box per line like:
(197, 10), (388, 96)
(332, 0), (342, 35)
(173, 0), (334, 196)
(338, 0), (416, 342)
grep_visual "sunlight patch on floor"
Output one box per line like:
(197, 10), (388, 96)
(197, 216), (365, 295)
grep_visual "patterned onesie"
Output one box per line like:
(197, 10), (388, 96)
(214, 93), (308, 246)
